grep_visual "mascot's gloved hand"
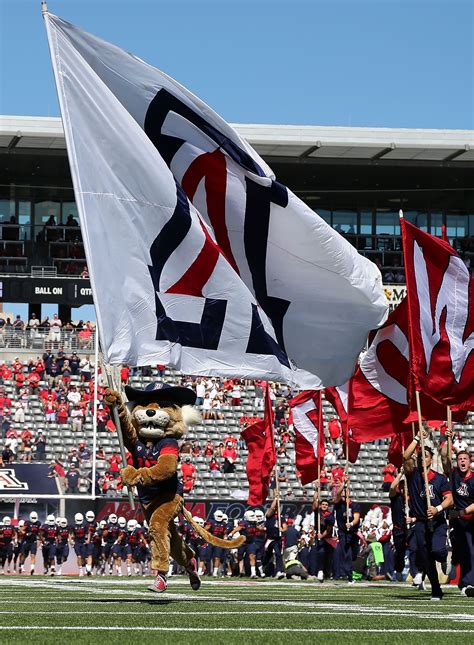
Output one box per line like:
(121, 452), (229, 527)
(104, 388), (121, 407)
(121, 465), (144, 486)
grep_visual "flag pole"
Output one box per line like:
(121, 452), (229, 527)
(345, 437), (350, 523)
(317, 391), (323, 535)
(266, 383), (281, 535)
(415, 390), (432, 519)
(316, 459), (321, 535)
(91, 324), (99, 500)
(401, 435), (410, 525)
(99, 352), (135, 511)
(446, 406), (453, 470)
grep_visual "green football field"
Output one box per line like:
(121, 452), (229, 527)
(0, 576), (473, 644)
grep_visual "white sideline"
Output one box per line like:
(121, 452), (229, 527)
(2, 627), (474, 633)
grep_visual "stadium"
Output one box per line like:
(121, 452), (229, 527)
(0, 6), (473, 641)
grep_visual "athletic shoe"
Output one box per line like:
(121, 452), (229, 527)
(276, 571), (286, 580)
(396, 572), (403, 582)
(317, 570), (324, 582)
(186, 558), (201, 591)
(413, 573), (422, 586)
(465, 586), (474, 598)
(250, 573), (258, 579)
(148, 573), (167, 593)
(431, 592), (444, 601)
(347, 580), (355, 585)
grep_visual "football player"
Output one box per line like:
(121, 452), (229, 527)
(56, 518), (70, 576)
(70, 513), (88, 576)
(0, 517), (16, 574)
(40, 514), (58, 575)
(125, 519), (146, 576)
(253, 509), (267, 578)
(84, 510), (97, 576)
(19, 511), (41, 575)
(102, 513), (121, 575)
(205, 510), (229, 577)
(231, 510), (259, 578)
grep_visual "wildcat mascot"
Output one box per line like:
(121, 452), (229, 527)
(105, 383), (244, 592)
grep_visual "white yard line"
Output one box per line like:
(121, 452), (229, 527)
(1, 626), (473, 633)
(0, 609), (472, 621)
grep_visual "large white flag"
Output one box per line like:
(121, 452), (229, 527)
(44, 12), (387, 387)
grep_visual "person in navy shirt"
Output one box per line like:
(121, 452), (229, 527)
(19, 511), (41, 574)
(404, 429), (453, 600)
(440, 436), (474, 596)
(389, 467), (417, 582)
(333, 479), (360, 583)
(40, 515), (59, 575)
(311, 495), (335, 582)
(262, 498), (285, 579)
(205, 510), (229, 577)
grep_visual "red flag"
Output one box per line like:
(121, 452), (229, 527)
(324, 384), (360, 463)
(387, 429), (413, 468)
(240, 384), (276, 505)
(289, 390), (325, 485)
(348, 299), (466, 443)
(401, 218), (474, 410)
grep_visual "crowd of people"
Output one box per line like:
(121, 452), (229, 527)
(0, 315), (94, 350)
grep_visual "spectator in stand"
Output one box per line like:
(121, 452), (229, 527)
(13, 314), (26, 347)
(254, 380), (264, 410)
(328, 416), (342, 444)
(78, 442), (91, 462)
(67, 448), (80, 468)
(195, 378), (206, 406)
(120, 365), (130, 385)
(453, 432), (468, 454)
(108, 451), (122, 474)
(222, 442), (237, 473)
(96, 445), (106, 460)
(78, 323), (93, 350)
(5, 435), (18, 458)
(204, 440), (214, 457)
(156, 363), (166, 378)
(49, 313), (63, 346)
(28, 312), (40, 343)
(67, 385), (81, 408)
(61, 359), (72, 386)
(2, 443), (14, 464)
(27, 370), (41, 393)
(97, 404), (109, 432)
(274, 401), (286, 428)
(69, 352), (80, 375)
(56, 400), (69, 425)
(209, 457), (221, 473)
(44, 396), (56, 423)
(34, 430), (47, 461)
(0, 318), (5, 346)
(65, 463), (80, 493)
(20, 429), (33, 462)
(216, 442), (225, 458)
(319, 466), (331, 491)
(48, 359), (60, 386)
(331, 463), (345, 483)
(70, 404), (84, 432)
(210, 398), (224, 420)
(80, 355), (92, 382)
(325, 446), (337, 466)
(223, 433), (237, 448)
(231, 381), (242, 406)
(277, 465), (288, 483)
(180, 440), (193, 455)
(4, 318), (13, 347)
(181, 457), (197, 493)
(13, 399), (26, 424)
(192, 441), (201, 457)
(201, 393), (212, 420)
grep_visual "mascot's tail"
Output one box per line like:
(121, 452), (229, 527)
(181, 508), (245, 549)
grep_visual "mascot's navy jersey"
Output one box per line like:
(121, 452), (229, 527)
(408, 468), (450, 519)
(132, 437), (183, 505)
(451, 470), (474, 513)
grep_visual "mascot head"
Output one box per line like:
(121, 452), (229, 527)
(124, 383), (200, 441)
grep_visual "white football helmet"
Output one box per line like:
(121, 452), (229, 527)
(18, 519), (25, 528)
(222, 513), (229, 524)
(254, 510), (265, 523)
(3, 516), (11, 526)
(29, 511), (38, 522)
(85, 511), (95, 522)
(46, 514), (56, 526)
(59, 518), (68, 528)
(55, 517), (62, 526)
(108, 513), (118, 524)
(127, 519), (138, 531)
(214, 510), (224, 522)
(118, 516), (126, 528)
(244, 510), (256, 522)
(193, 516), (204, 526)
(74, 513), (84, 524)
(99, 520), (107, 529)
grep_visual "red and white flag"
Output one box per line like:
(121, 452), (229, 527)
(323, 384), (360, 463)
(401, 218), (474, 410)
(289, 391), (325, 486)
(240, 384), (276, 505)
(348, 298), (466, 443)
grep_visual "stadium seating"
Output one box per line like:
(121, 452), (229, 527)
(1, 354), (472, 503)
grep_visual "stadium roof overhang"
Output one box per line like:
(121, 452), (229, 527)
(0, 115), (473, 164)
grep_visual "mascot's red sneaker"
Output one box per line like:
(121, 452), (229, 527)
(148, 573), (167, 593)
(186, 558), (201, 591)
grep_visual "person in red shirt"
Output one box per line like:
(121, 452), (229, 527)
(27, 371), (41, 392)
(0, 364), (13, 381)
(181, 457), (197, 493)
(56, 402), (69, 425)
(382, 463), (398, 492)
(209, 457), (221, 472)
(0, 391), (12, 411)
(328, 416), (342, 442)
(108, 451), (122, 474)
(223, 435), (237, 447)
(120, 365), (130, 385)
(222, 443), (237, 473)
(204, 441), (214, 457)
(331, 463), (345, 482)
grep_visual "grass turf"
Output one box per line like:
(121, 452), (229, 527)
(0, 576), (472, 644)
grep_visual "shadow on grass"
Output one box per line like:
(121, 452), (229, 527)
(88, 597), (360, 605)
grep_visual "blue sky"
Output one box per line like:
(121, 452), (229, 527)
(0, 0), (473, 129)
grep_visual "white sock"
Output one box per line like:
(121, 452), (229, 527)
(127, 565), (132, 575)
(30, 564), (35, 571)
(86, 564), (91, 573)
(251, 565), (256, 576)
